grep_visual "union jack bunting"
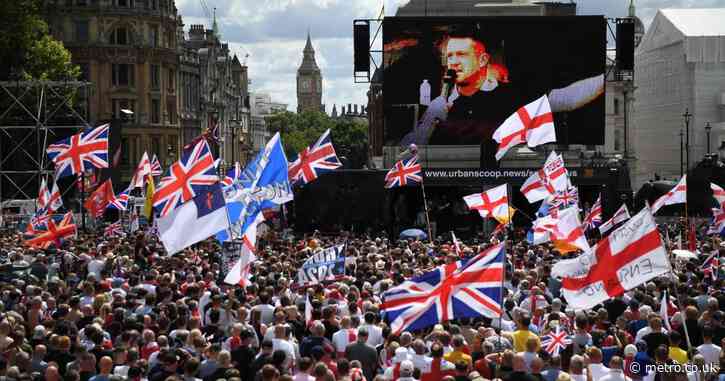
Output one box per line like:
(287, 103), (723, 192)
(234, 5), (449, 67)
(24, 212), (76, 249)
(288, 129), (342, 186)
(46, 123), (109, 178)
(222, 162), (242, 188)
(104, 221), (124, 237)
(381, 243), (504, 334)
(150, 154), (163, 176)
(384, 155), (422, 188)
(152, 139), (218, 217)
(541, 326), (572, 356)
(107, 188), (130, 211)
(582, 194), (602, 231)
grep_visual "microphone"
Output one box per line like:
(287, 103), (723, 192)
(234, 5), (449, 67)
(441, 69), (457, 102)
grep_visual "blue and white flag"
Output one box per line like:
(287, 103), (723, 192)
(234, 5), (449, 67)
(217, 133), (293, 242)
(158, 184), (230, 254)
(296, 244), (346, 285)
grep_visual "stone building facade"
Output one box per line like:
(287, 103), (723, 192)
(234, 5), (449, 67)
(43, 0), (251, 181)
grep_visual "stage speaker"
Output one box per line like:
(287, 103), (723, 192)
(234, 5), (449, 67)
(101, 119), (122, 189)
(353, 21), (370, 72)
(616, 21), (635, 71)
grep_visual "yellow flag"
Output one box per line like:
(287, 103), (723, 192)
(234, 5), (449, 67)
(553, 240), (579, 254)
(494, 206), (516, 225)
(143, 178), (155, 220)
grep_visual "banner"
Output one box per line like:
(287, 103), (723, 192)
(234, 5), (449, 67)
(296, 244), (346, 285)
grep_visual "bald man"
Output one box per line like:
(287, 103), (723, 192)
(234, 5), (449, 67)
(89, 356), (113, 381)
(504, 353), (538, 381)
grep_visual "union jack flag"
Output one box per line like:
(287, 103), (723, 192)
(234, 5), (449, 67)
(541, 326), (572, 356)
(152, 139), (218, 217)
(107, 188), (130, 211)
(150, 154), (163, 176)
(381, 243), (504, 334)
(583, 193), (602, 231)
(24, 212), (76, 249)
(702, 252), (720, 281)
(222, 162), (242, 188)
(550, 186), (579, 210)
(288, 129), (342, 186)
(46, 123), (109, 178)
(384, 155), (422, 189)
(104, 221), (124, 237)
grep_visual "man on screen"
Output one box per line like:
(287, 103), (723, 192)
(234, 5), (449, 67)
(401, 35), (604, 166)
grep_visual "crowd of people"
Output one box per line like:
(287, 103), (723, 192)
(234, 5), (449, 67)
(0, 219), (722, 381)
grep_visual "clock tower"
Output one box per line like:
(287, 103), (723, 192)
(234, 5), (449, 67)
(297, 31), (323, 114)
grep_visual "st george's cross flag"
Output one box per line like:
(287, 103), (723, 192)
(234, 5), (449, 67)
(381, 243), (504, 334)
(583, 194), (603, 231)
(493, 95), (556, 160)
(534, 207), (590, 253)
(288, 129), (342, 186)
(464, 184), (509, 221)
(651, 175), (687, 215)
(541, 326), (572, 356)
(521, 151), (570, 203)
(384, 155), (422, 188)
(224, 212), (264, 286)
(46, 123), (109, 178)
(554, 207), (669, 310)
(129, 151), (152, 189)
(37, 179), (50, 211)
(48, 180), (63, 212)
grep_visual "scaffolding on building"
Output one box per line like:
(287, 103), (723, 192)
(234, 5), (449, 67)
(0, 80), (93, 203)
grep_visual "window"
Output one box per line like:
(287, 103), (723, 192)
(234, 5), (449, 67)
(149, 26), (158, 48)
(112, 99), (135, 119)
(151, 98), (160, 124)
(150, 64), (160, 90)
(111, 63), (134, 86)
(166, 99), (176, 124)
(614, 98), (620, 115)
(116, 0), (131, 7)
(121, 138), (130, 165)
(167, 69), (175, 92)
(110, 26), (132, 45)
(151, 136), (161, 158)
(75, 20), (89, 42)
(150, 0), (157, 9)
(614, 129), (621, 152)
(78, 63), (90, 81)
(76, 0), (87, 5)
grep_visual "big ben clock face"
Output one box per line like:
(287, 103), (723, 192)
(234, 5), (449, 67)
(301, 79), (310, 91)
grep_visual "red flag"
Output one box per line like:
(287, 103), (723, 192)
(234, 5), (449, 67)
(688, 223), (696, 252)
(84, 179), (114, 218)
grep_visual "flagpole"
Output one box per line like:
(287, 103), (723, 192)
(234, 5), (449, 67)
(665, 253), (693, 352)
(80, 172), (86, 232)
(420, 178), (433, 243)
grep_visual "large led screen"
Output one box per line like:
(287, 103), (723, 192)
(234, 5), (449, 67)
(383, 16), (606, 163)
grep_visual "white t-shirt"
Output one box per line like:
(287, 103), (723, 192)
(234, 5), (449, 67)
(252, 304), (276, 326)
(696, 343), (721, 366)
(273, 338), (296, 368)
(589, 364), (610, 380)
(359, 324), (384, 347)
(87, 258), (105, 280)
(293, 373), (316, 381)
(332, 328), (358, 354)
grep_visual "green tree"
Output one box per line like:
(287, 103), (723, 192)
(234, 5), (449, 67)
(0, 0), (79, 81)
(266, 110), (369, 169)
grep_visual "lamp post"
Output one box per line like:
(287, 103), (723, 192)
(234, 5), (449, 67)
(705, 122), (712, 154)
(679, 129), (684, 177)
(682, 109), (692, 173)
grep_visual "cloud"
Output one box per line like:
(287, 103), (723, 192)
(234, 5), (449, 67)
(176, 0), (725, 113)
